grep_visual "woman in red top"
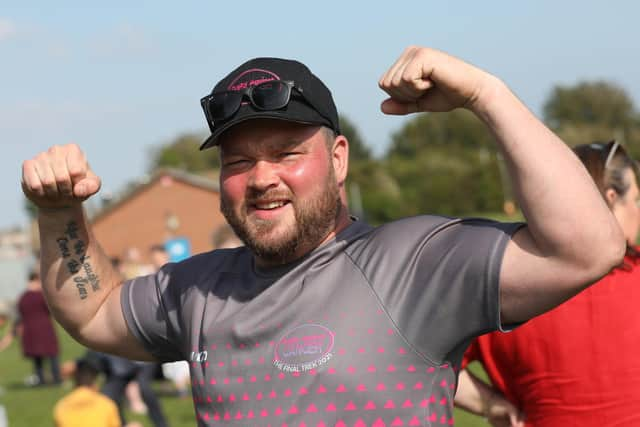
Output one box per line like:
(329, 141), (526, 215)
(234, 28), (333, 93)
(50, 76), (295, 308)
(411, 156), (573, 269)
(17, 270), (61, 385)
(455, 141), (640, 427)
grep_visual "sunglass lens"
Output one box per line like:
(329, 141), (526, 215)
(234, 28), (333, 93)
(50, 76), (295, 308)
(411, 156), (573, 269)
(208, 92), (243, 121)
(252, 81), (291, 110)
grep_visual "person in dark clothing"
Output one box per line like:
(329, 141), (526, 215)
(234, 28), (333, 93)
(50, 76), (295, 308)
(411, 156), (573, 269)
(17, 270), (61, 385)
(84, 351), (169, 427)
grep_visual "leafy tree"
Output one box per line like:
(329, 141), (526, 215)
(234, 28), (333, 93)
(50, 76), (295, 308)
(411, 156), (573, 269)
(384, 110), (505, 217)
(544, 81), (635, 131)
(543, 81), (640, 158)
(339, 114), (372, 162)
(149, 132), (219, 173)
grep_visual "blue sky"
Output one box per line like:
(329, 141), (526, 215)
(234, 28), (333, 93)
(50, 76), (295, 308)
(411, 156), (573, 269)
(2, 1), (640, 229)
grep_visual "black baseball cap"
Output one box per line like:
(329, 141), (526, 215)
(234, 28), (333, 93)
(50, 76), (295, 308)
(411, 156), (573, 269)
(199, 57), (340, 150)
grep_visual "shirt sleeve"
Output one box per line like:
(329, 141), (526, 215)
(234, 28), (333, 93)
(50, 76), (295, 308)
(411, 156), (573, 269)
(353, 216), (524, 365)
(120, 264), (184, 362)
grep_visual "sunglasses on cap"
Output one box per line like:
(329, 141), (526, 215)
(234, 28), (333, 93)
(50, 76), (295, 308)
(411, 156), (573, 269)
(200, 80), (306, 126)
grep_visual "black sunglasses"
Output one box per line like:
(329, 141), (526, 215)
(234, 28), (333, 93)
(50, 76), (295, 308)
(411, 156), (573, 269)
(200, 80), (303, 126)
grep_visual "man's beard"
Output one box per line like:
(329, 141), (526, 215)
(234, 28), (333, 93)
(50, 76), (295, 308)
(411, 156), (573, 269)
(220, 168), (341, 265)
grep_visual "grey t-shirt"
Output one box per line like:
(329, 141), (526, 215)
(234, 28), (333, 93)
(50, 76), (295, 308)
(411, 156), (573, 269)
(122, 216), (521, 426)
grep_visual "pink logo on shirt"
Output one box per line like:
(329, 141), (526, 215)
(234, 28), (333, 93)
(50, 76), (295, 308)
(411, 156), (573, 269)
(273, 324), (335, 372)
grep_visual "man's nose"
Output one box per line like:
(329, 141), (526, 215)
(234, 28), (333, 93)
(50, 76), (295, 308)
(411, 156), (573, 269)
(248, 160), (279, 190)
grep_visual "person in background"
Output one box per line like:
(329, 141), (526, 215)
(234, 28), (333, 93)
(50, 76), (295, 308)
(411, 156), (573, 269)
(0, 300), (15, 352)
(211, 222), (242, 249)
(455, 140), (640, 426)
(53, 356), (121, 427)
(16, 270), (61, 385)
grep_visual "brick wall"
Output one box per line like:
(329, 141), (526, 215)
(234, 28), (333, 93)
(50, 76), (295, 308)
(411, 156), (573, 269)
(92, 174), (225, 264)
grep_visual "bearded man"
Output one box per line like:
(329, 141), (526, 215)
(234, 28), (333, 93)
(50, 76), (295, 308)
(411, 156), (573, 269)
(22, 46), (624, 426)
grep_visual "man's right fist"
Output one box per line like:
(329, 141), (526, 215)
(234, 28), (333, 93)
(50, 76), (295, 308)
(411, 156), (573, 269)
(21, 144), (101, 210)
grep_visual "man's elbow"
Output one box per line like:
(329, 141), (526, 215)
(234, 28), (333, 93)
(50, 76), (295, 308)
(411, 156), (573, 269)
(582, 226), (626, 282)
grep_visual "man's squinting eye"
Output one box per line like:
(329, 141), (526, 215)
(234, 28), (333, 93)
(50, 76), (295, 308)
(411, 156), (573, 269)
(223, 159), (250, 167)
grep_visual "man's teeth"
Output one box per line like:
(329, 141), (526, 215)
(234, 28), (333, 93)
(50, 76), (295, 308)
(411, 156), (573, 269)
(256, 201), (286, 209)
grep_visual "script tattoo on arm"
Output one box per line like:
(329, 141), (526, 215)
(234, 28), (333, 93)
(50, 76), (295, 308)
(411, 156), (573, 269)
(56, 220), (101, 300)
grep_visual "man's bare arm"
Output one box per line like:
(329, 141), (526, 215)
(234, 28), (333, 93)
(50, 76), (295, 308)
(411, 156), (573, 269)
(379, 46), (625, 323)
(23, 144), (153, 360)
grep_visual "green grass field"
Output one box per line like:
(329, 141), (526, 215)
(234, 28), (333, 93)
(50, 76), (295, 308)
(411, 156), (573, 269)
(0, 325), (490, 426)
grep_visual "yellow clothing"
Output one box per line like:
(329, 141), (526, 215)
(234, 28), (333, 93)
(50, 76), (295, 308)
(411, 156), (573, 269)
(53, 386), (120, 427)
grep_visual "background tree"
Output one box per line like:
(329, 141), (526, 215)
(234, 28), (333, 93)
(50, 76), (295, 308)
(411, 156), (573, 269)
(543, 80), (640, 157)
(340, 114), (402, 223)
(384, 110), (504, 217)
(149, 132), (219, 173)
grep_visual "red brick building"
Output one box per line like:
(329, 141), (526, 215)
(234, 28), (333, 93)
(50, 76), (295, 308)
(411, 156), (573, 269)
(91, 169), (225, 264)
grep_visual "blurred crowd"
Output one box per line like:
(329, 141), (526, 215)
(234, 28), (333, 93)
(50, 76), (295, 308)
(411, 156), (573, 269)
(0, 223), (241, 427)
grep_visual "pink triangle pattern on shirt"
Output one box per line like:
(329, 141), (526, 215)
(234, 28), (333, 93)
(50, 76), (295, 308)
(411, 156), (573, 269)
(384, 399), (396, 409)
(354, 419), (368, 427)
(326, 403), (337, 412)
(364, 401), (377, 410)
(372, 418), (386, 427)
(390, 417), (404, 426)
(402, 399), (413, 408)
(376, 383), (386, 391)
(336, 384), (348, 392)
(306, 403), (318, 413)
(356, 383), (367, 392)
(408, 416), (421, 426)
(344, 401), (357, 411)
(316, 384), (327, 393)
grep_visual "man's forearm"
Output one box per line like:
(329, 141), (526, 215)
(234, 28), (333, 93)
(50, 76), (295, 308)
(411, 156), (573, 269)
(38, 206), (122, 337)
(455, 369), (492, 415)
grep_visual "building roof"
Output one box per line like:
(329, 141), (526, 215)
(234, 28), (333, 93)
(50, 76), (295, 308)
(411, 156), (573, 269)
(90, 168), (220, 223)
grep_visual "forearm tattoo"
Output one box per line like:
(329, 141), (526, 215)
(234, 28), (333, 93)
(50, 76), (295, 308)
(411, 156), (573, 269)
(56, 220), (100, 300)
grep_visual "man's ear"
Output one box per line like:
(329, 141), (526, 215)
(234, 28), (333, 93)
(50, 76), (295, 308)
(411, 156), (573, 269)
(331, 135), (349, 186)
(605, 187), (618, 207)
